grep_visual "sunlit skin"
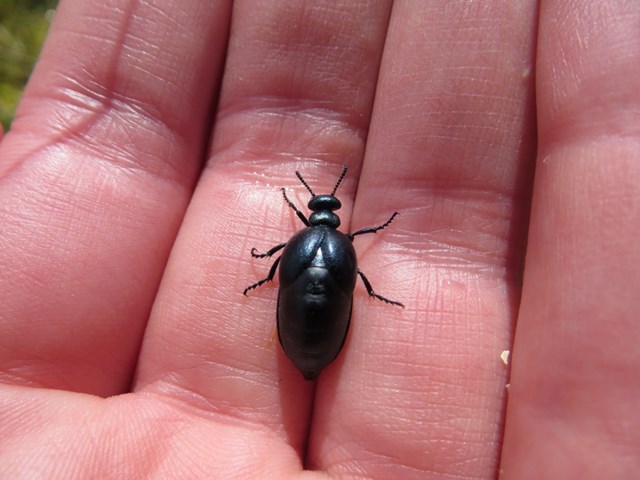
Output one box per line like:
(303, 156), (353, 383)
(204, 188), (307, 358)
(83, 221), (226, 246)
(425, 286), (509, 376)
(0, 1), (638, 478)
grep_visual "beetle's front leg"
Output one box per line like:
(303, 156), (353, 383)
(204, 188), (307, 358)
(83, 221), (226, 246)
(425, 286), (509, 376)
(348, 212), (399, 240)
(281, 188), (311, 227)
(251, 242), (286, 258)
(243, 256), (282, 295)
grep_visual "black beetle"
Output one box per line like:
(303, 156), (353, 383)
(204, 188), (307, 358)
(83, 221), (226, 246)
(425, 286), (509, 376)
(244, 165), (403, 380)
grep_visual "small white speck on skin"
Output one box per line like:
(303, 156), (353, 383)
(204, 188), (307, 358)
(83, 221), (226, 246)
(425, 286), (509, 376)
(500, 350), (510, 365)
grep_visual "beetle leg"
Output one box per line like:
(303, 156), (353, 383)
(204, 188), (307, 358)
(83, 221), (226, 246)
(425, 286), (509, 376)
(251, 243), (286, 258)
(243, 256), (282, 295)
(281, 188), (311, 227)
(348, 212), (399, 240)
(357, 268), (404, 307)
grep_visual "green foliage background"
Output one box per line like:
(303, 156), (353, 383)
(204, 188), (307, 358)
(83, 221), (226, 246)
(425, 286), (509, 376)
(0, 0), (57, 130)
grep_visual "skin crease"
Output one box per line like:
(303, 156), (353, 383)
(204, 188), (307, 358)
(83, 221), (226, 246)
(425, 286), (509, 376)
(0, 0), (638, 478)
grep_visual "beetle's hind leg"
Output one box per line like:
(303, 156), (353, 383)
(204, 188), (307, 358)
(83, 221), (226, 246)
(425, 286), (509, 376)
(251, 242), (286, 258)
(243, 256), (282, 295)
(357, 268), (404, 307)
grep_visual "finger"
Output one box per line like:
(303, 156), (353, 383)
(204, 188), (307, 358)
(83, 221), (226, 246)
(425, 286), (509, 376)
(134, 0), (394, 456)
(309, 2), (538, 477)
(500, 2), (640, 477)
(0, 0), (231, 395)
(0, 385), (300, 478)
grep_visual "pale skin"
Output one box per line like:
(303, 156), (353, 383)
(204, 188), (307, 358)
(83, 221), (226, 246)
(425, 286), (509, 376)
(0, 0), (638, 478)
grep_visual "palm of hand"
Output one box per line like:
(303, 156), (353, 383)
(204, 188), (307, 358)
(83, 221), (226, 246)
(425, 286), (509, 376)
(0, 1), (638, 479)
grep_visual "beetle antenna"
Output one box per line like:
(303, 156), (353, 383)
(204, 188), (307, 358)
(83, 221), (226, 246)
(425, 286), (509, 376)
(295, 171), (315, 197)
(331, 165), (348, 196)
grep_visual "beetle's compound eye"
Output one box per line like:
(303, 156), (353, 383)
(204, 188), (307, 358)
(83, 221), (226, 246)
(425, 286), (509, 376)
(308, 195), (341, 212)
(309, 211), (341, 228)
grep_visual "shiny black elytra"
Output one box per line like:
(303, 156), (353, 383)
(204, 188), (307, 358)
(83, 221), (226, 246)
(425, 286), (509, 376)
(243, 165), (403, 380)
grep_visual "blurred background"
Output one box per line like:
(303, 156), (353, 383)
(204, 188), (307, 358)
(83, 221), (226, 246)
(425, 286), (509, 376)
(0, 0), (57, 130)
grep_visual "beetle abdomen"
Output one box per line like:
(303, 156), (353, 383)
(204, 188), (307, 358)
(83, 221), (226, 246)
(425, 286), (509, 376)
(277, 266), (352, 379)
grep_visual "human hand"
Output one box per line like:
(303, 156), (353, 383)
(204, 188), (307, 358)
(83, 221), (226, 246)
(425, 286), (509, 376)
(1, 1), (638, 478)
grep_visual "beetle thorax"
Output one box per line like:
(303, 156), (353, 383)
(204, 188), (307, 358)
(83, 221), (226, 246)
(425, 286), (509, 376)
(308, 194), (341, 228)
